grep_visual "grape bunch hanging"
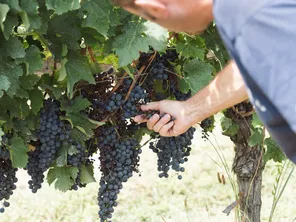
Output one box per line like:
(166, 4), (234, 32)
(0, 49), (197, 222)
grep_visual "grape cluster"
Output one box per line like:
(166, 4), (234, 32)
(27, 100), (65, 193)
(0, 136), (10, 160)
(0, 159), (17, 213)
(105, 93), (124, 111)
(67, 141), (88, 167)
(98, 127), (141, 222)
(71, 169), (86, 191)
(121, 80), (148, 119)
(150, 62), (168, 80)
(149, 127), (195, 180)
(174, 90), (191, 101)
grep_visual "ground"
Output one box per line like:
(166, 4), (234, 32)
(2, 120), (296, 222)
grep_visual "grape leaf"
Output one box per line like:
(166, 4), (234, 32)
(0, 61), (23, 98)
(19, 0), (42, 30)
(65, 51), (95, 98)
(17, 46), (43, 74)
(19, 74), (40, 90)
(0, 4), (10, 33)
(47, 166), (78, 192)
(113, 21), (168, 67)
(29, 87), (44, 115)
(1, 0), (21, 12)
(0, 75), (10, 98)
(264, 137), (286, 163)
(252, 113), (263, 128)
(68, 144), (79, 156)
(248, 128), (263, 147)
(10, 137), (28, 168)
(56, 145), (68, 167)
(46, 0), (80, 15)
(70, 128), (89, 145)
(60, 96), (91, 114)
(80, 164), (96, 184)
(80, 0), (111, 36)
(0, 96), (30, 119)
(2, 14), (18, 40)
(66, 113), (97, 138)
(144, 21), (168, 52)
(221, 116), (239, 137)
(176, 38), (205, 60)
(183, 59), (213, 93)
(0, 36), (25, 59)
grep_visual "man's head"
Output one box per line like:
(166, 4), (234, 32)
(111, 0), (214, 34)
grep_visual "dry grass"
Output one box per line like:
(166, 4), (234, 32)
(2, 124), (296, 222)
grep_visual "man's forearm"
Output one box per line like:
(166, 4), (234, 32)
(184, 60), (248, 124)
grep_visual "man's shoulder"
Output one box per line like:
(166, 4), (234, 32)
(213, 0), (275, 39)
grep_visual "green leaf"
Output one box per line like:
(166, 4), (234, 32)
(56, 145), (68, 167)
(0, 75), (10, 98)
(144, 21), (168, 52)
(252, 113), (263, 128)
(19, 74), (40, 90)
(29, 87), (44, 115)
(19, 0), (42, 30)
(221, 116), (239, 137)
(264, 137), (286, 163)
(113, 21), (168, 67)
(0, 128), (4, 141)
(0, 4), (10, 33)
(176, 38), (205, 60)
(80, 164), (96, 184)
(66, 113), (97, 138)
(17, 46), (43, 74)
(70, 128), (89, 145)
(0, 61), (23, 97)
(0, 36), (26, 59)
(47, 166), (78, 192)
(113, 22), (148, 67)
(68, 144), (79, 156)
(0, 96), (30, 119)
(10, 137), (28, 168)
(65, 51), (95, 98)
(183, 59), (213, 93)
(2, 14), (18, 40)
(46, 0), (80, 15)
(177, 78), (190, 94)
(80, 0), (111, 36)
(60, 96), (91, 114)
(248, 128), (263, 147)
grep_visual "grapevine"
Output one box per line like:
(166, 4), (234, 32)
(0, 1), (284, 221)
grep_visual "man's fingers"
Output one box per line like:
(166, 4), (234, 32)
(133, 115), (148, 123)
(152, 114), (171, 133)
(147, 114), (160, 130)
(141, 102), (160, 111)
(159, 121), (175, 137)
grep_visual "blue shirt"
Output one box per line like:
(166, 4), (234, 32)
(213, 0), (296, 163)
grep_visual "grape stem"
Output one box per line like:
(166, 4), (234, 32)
(164, 69), (184, 79)
(110, 72), (129, 94)
(124, 65), (145, 101)
(87, 46), (97, 63)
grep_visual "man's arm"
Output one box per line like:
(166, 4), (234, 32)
(134, 60), (248, 136)
(185, 60), (248, 125)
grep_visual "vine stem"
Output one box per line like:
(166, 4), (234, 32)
(87, 46), (97, 63)
(124, 65), (145, 101)
(110, 72), (128, 94)
(164, 69), (184, 79)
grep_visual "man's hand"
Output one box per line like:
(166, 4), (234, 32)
(134, 61), (248, 137)
(133, 100), (193, 137)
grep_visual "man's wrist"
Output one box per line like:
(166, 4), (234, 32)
(183, 98), (209, 126)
